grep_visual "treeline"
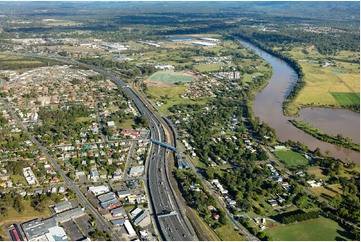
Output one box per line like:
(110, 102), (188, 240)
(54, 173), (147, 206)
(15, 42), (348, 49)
(231, 26), (359, 55)
(282, 210), (320, 224)
(0, 58), (61, 70)
(270, 209), (321, 224)
(325, 210), (360, 241)
(289, 119), (360, 151)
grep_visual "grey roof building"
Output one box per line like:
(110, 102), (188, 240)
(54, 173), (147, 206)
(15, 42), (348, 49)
(21, 219), (49, 241)
(53, 207), (85, 223)
(132, 210), (148, 225)
(110, 206), (126, 217)
(54, 201), (73, 214)
(110, 218), (126, 226)
(100, 198), (121, 209)
(97, 192), (116, 203)
(117, 190), (131, 198)
(43, 218), (57, 229)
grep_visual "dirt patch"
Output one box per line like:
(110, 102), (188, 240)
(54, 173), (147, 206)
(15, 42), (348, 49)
(268, 223), (277, 228)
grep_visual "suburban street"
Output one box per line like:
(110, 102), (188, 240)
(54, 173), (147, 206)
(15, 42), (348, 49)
(0, 96), (121, 241)
(5, 51), (198, 241)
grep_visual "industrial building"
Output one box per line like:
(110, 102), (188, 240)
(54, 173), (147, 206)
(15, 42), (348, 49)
(97, 192), (116, 203)
(88, 185), (110, 196)
(53, 201), (72, 214)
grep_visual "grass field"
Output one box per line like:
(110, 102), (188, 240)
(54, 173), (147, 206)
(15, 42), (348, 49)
(146, 85), (187, 100)
(187, 208), (220, 241)
(273, 150), (308, 167)
(194, 63), (222, 72)
(265, 217), (352, 241)
(331, 92), (360, 106)
(147, 71), (194, 83)
(145, 85), (207, 115)
(311, 184), (343, 198)
(118, 119), (136, 129)
(10, 174), (27, 186)
(214, 223), (246, 241)
(307, 166), (328, 180)
(281, 47), (360, 115)
(44, 20), (81, 27)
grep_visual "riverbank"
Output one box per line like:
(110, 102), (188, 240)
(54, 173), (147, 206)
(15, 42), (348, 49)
(239, 39), (360, 164)
(289, 119), (360, 152)
(283, 47), (360, 116)
(231, 34), (360, 117)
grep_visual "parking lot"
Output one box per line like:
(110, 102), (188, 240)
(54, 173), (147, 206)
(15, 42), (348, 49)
(61, 220), (84, 241)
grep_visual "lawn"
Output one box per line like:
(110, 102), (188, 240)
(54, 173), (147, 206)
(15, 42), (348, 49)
(118, 118), (136, 129)
(331, 92), (360, 106)
(187, 208), (220, 241)
(194, 63), (222, 72)
(214, 223), (247, 241)
(265, 217), (352, 241)
(147, 71), (194, 83)
(273, 150), (308, 167)
(307, 166), (329, 180)
(10, 174), (27, 186)
(146, 85), (187, 100)
(144, 85), (207, 115)
(311, 184), (343, 199)
(158, 98), (207, 116)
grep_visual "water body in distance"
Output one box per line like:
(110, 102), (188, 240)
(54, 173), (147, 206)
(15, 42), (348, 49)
(239, 40), (360, 164)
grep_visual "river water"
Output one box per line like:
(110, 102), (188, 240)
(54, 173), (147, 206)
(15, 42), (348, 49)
(239, 40), (360, 164)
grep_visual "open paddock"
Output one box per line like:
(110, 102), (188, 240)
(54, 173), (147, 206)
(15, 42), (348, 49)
(147, 71), (194, 84)
(265, 217), (352, 241)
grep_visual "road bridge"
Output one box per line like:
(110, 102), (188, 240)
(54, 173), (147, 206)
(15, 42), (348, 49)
(149, 138), (178, 152)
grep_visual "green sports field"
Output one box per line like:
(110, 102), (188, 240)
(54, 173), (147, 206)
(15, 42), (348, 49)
(147, 71), (194, 83)
(331, 92), (360, 106)
(273, 150), (308, 167)
(265, 217), (352, 241)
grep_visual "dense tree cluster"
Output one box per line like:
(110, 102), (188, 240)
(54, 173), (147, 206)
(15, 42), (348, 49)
(173, 169), (228, 228)
(79, 58), (156, 80)
(34, 104), (92, 145)
(0, 193), (25, 216)
(281, 210), (320, 224)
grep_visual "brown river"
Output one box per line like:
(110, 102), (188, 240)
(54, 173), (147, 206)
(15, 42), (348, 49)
(239, 40), (360, 164)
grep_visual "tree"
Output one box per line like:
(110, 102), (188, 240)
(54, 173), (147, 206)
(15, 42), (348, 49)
(205, 169), (215, 180)
(135, 115), (149, 127)
(219, 211), (228, 225)
(31, 194), (48, 212)
(13, 195), (25, 213)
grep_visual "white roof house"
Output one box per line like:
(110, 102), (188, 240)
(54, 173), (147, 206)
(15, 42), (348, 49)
(107, 121), (115, 127)
(129, 166), (144, 177)
(88, 185), (110, 196)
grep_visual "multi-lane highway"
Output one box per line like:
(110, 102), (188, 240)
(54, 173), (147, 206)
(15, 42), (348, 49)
(121, 86), (197, 241)
(0, 52), (196, 240)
